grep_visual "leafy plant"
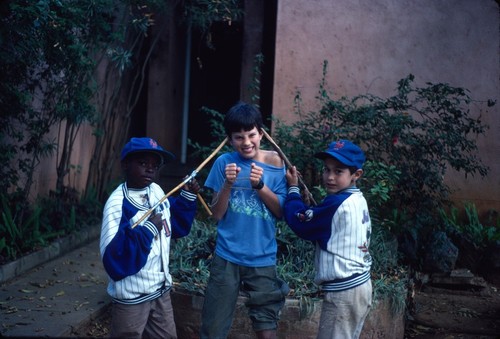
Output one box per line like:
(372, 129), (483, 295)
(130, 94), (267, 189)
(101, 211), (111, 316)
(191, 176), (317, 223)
(0, 187), (102, 264)
(187, 64), (492, 313)
(267, 62), (492, 310)
(181, 92), (409, 316)
(170, 219), (319, 298)
(274, 61), (491, 225)
(0, 194), (68, 263)
(170, 219), (215, 294)
(440, 203), (500, 247)
(170, 201), (408, 315)
(371, 269), (408, 315)
(0, 0), (242, 263)
(87, 0), (243, 203)
(275, 223), (318, 298)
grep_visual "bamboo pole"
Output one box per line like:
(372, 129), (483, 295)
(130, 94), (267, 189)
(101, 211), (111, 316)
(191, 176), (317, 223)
(132, 137), (228, 228)
(261, 129), (317, 205)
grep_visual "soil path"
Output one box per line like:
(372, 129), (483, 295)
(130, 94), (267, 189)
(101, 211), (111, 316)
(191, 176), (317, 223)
(73, 271), (500, 338)
(405, 271), (500, 338)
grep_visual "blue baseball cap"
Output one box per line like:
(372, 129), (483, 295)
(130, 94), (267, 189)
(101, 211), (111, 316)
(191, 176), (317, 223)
(314, 140), (366, 169)
(121, 137), (175, 165)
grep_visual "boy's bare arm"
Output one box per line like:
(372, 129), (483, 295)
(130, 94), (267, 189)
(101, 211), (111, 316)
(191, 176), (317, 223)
(251, 161), (283, 218)
(210, 182), (232, 221)
(255, 185), (283, 218)
(210, 163), (240, 221)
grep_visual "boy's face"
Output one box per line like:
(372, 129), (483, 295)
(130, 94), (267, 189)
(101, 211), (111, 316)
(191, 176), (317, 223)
(123, 153), (162, 189)
(229, 127), (262, 160)
(322, 157), (362, 194)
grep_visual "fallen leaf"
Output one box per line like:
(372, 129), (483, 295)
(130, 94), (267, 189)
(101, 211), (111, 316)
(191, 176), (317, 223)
(75, 301), (89, 310)
(5, 306), (18, 314)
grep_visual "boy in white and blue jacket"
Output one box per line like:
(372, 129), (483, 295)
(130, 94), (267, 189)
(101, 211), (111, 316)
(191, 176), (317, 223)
(284, 140), (372, 339)
(100, 137), (200, 338)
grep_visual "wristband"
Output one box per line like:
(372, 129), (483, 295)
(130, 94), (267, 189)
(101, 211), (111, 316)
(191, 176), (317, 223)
(252, 179), (264, 190)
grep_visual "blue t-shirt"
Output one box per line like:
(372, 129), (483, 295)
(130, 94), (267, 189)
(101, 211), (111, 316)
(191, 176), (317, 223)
(205, 152), (287, 267)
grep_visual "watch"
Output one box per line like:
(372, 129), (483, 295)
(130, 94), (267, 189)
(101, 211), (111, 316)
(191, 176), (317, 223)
(252, 179), (264, 190)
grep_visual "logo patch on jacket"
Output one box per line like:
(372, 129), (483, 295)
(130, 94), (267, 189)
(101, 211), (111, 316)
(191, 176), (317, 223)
(296, 209), (313, 222)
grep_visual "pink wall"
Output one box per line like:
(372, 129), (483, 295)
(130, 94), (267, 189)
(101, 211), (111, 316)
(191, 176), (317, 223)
(272, 0), (500, 215)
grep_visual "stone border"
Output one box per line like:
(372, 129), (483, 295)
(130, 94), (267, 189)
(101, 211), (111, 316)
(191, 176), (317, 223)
(0, 223), (101, 284)
(171, 289), (405, 338)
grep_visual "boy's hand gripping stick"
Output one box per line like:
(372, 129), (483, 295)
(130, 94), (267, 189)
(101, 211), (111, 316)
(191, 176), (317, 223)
(131, 137), (228, 228)
(261, 129), (317, 206)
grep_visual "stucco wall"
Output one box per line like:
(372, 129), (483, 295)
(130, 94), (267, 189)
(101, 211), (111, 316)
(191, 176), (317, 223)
(31, 123), (95, 201)
(272, 0), (500, 214)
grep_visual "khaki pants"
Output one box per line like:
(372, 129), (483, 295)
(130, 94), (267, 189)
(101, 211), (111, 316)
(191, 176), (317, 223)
(110, 291), (177, 339)
(317, 280), (372, 339)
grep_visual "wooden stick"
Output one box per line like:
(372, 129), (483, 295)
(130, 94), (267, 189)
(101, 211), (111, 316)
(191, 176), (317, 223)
(261, 129), (317, 205)
(132, 137), (228, 228)
(198, 193), (212, 216)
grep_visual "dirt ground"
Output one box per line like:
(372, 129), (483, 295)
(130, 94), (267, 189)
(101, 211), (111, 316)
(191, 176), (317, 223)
(72, 272), (500, 338)
(404, 271), (500, 339)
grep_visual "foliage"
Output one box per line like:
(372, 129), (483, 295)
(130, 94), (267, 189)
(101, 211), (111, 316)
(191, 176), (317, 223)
(183, 91), (408, 313)
(0, 0), (243, 263)
(0, 189), (103, 263)
(369, 224), (408, 315)
(371, 268), (408, 315)
(0, 0), (117, 262)
(439, 203), (500, 248)
(0, 194), (60, 263)
(170, 199), (407, 315)
(0, 0), (116, 205)
(182, 0), (243, 40)
(275, 223), (318, 297)
(185, 64), (491, 314)
(170, 218), (318, 298)
(274, 61), (491, 228)
(86, 0), (243, 203)
(170, 219), (215, 293)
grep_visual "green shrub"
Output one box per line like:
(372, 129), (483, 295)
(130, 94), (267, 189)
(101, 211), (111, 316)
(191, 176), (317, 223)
(170, 211), (406, 315)
(184, 65), (492, 316)
(440, 203), (500, 247)
(0, 191), (102, 264)
(170, 219), (318, 298)
(274, 62), (490, 225)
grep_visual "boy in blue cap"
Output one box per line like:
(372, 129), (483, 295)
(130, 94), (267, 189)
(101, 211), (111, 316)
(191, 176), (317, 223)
(100, 137), (200, 338)
(284, 140), (372, 339)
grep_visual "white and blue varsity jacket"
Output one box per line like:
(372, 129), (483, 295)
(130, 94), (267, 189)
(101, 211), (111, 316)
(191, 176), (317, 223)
(284, 186), (372, 292)
(100, 182), (197, 304)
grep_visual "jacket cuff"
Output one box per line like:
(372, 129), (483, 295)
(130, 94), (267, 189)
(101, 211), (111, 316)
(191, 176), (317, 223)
(144, 220), (159, 237)
(180, 189), (197, 201)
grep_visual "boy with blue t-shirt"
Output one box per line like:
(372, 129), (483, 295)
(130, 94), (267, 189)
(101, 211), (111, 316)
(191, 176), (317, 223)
(200, 102), (289, 339)
(284, 140), (372, 339)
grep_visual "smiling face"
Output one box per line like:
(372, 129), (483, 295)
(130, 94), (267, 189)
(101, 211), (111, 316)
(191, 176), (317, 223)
(322, 157), (362, 194)
(123, 152), (162, 189)
(229, 127), (263, 160)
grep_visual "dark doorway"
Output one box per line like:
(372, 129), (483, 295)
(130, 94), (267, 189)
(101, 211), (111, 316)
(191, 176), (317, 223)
(187, 0), (278, 153)
(187, 21), (243, 150)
